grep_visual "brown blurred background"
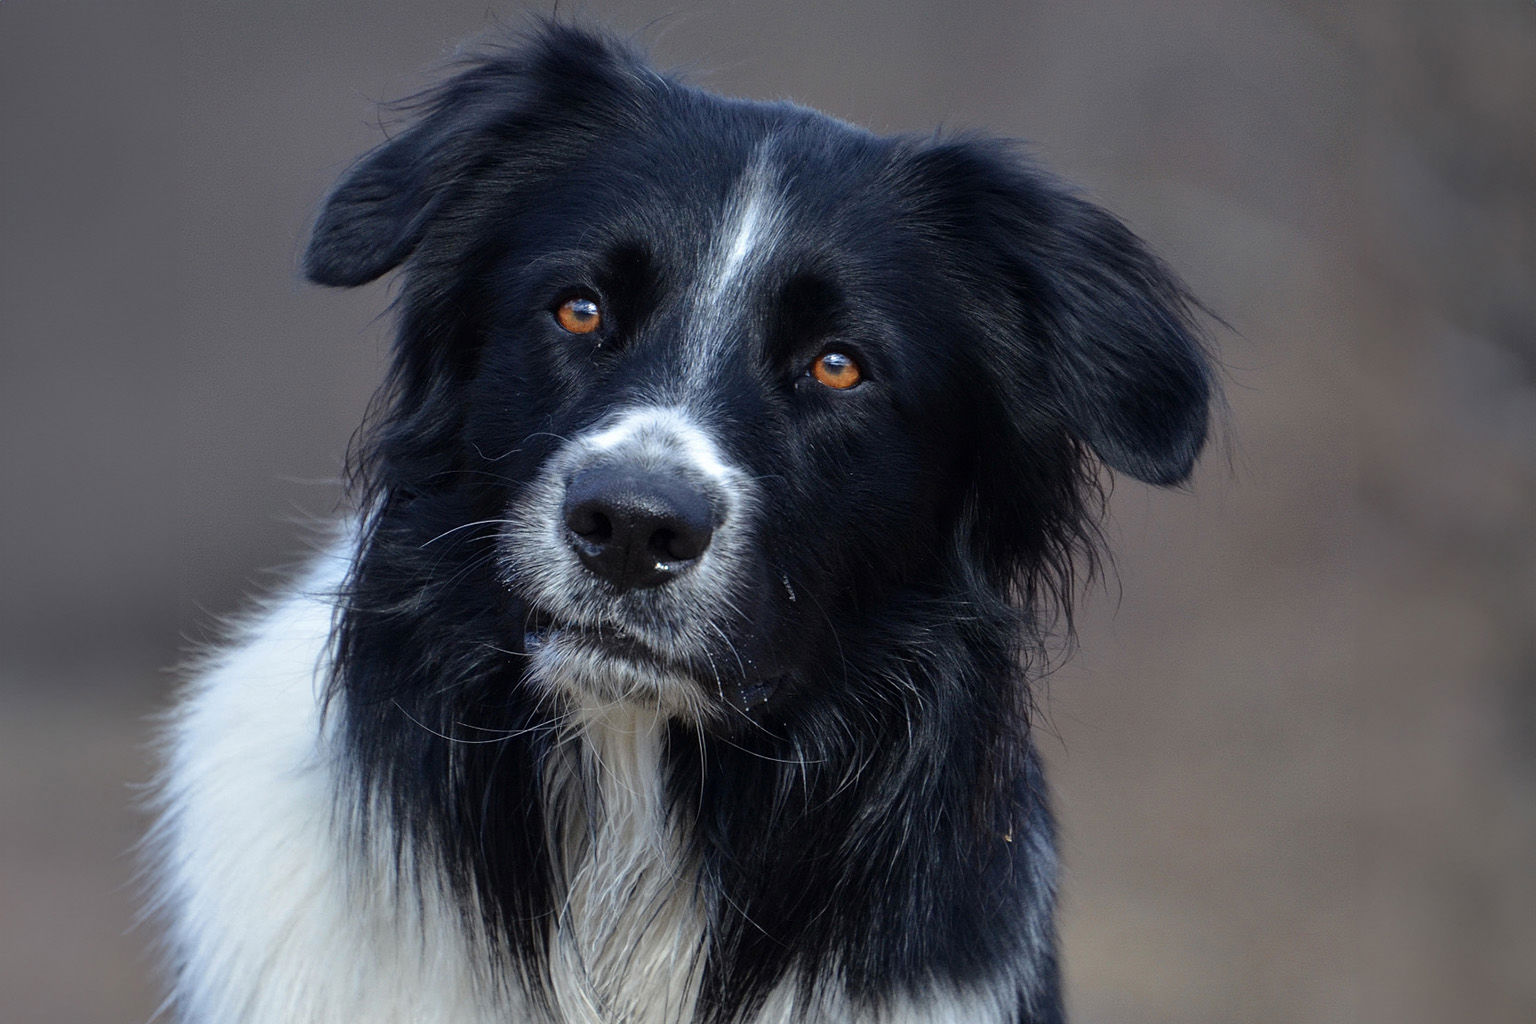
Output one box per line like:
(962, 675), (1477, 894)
(3, 2), (1533, 1021)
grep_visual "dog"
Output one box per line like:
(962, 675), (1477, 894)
(150, 23), (1212, 1024)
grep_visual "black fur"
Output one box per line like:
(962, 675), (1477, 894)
(307, 24), (1210, 1023)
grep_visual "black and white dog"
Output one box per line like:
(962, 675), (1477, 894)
(152, 24), (1211, 1024)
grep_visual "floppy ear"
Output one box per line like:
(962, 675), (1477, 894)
(918, 141), (1213, 486)
(1020, 191), (1212, 485)
(303, 119), (460, 287)
(303, 24), (649, 288)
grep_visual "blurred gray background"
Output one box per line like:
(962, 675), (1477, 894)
(3, 2), (1533, 1021)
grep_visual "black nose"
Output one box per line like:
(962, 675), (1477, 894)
(562, 467), (716, 590)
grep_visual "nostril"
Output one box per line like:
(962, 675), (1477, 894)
(651, 524), (706, 563)
(566, 503), (613, 542)
(647, 527), (675, 561)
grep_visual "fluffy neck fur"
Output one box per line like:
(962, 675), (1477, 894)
(544, 705), (707, 1024)
(333, 516), (1061, 1023)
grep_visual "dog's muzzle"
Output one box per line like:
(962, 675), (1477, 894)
(499, 406), (764, 715)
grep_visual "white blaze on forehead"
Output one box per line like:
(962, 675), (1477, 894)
(719, 189), (766, 284)
(700, 146), (782, 314)
(583, 406), (735, 482)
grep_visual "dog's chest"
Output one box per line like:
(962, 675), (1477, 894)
(545, 710), (706, 1024)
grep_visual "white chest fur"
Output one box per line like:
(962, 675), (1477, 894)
(152, 555), (521, 1024)
(544, 707), (707, 1024)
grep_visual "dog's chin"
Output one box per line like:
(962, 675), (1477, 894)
(520, 609), (789, 724)
(522, 611), (714, 720)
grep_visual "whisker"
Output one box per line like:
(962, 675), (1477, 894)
(420, 518), (518, 548)
(389, 699), (537, 746)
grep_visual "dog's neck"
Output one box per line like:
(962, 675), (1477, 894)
(543, 703), (706, 1024)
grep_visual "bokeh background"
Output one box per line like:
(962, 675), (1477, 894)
(4, 2), (1533, 1021)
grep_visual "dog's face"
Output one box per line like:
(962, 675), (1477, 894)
(480, 137), (993, 720)
(306, 28), (1210, 729)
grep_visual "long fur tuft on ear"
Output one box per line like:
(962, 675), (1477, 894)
(913, 139), (1214, 488)
(303, 23), (651, 288)
(1019, 190), (1212, 486)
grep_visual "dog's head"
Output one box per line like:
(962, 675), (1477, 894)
(307, 26), (1212, 727)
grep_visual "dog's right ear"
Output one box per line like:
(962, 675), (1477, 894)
(304, 24), (648, 288)
(302, 119), (459, 287)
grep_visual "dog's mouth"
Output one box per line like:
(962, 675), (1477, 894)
(521, 604), (786, 714)
(522, 606), (676, 671)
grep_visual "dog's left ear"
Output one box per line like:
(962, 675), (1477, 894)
(916, 141), (1213, 486)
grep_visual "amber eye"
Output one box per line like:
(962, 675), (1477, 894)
(810, 350), (863, 390)
(554, 296), (602, 334)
